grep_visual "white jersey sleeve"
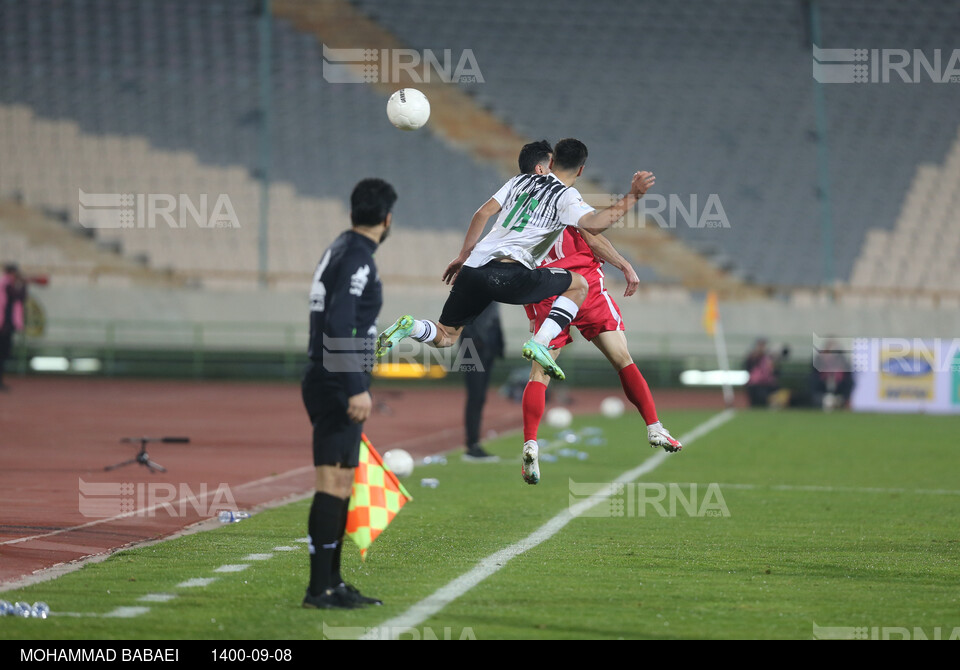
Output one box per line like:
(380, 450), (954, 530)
(557, 186), (595, 227)
(491, 176), (517, 206)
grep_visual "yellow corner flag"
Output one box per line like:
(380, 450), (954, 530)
(346, 434), (413, 559)
(702, 290), (719, 335)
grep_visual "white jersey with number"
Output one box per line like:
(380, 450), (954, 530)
(464, 173), (595, 270)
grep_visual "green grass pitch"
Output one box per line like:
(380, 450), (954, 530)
(3, 409), (959, 640)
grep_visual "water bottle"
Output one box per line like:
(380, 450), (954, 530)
(218, 510), (250, 523)
(541, 453), (559, 463)
(13, 601), (32, 617)
(31, 602), (50, 619)
(422, 455), (447, 465)
(0, 600), (11, 616)
(420, 478), (439, 488)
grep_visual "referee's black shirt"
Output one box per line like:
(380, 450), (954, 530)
(307, 229), (382, 397)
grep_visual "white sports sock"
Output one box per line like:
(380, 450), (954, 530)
(647, 421), (663, 431)
(533, 296), (579, 346)
(411, 319), (437, 343)
(533, 320), (562, 346)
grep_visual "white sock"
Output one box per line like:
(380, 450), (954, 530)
(533, 320), (562, 346)
(533, 296), (578, 346)
(410, 319), (437, 343)
(647, 421), (662, 431)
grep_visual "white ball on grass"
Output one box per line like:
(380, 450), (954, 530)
(383, 449), (414, 478)
(600, 396), (625, 419)
(545, 407), (573, 430)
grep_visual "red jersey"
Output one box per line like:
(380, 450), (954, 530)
(540, 227), (603, 275)
(525, 227), (625, 346)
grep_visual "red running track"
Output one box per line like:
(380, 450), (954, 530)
(0, 376), (738, 586)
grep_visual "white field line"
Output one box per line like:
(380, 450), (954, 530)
(177, 577), (217, 588)
(138, 593), (177, 603)
(214, 564), (250, 573)
(362, 409), (736, 640)
(103, 606), (150, 618)
(0, 466), (314, 548)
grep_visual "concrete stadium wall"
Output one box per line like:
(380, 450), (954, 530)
(26, 284), (960, 365)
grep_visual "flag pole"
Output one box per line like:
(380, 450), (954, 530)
(703, 291), (734, 407)
(713, 317), (735, 407)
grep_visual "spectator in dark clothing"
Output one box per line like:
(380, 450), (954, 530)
(459, 302), (504, 461)
(743, 338), (782, 408)
(0, 264), (27, 391)
(811, 339), (854, 410)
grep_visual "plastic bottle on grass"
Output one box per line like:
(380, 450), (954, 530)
(218, 510), (250, 523)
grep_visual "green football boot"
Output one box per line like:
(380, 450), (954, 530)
(521, 338), (565, 380)
(376, 315), (415, 358)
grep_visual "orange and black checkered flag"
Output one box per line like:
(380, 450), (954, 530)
(346, 434), (413, 559)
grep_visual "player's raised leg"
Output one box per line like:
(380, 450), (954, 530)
(521, 272), (588, 380)
(592, 330), (682, 452)
(377, 315), (438, 356)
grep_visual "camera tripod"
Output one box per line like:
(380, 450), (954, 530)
(104, 437), (190, 474)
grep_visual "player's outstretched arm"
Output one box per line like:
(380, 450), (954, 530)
(578, 171), (655, 235)
(579, 229), (640, 297)
(442, 197), (502, 285)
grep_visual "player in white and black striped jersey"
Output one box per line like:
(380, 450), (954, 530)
(376, 138), (656, 384)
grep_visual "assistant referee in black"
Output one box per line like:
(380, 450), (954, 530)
(301, 178), (395, 610)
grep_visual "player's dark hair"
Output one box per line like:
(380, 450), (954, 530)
(518, 140), (552, 174)
(350, 178), (398, 226)
(552, 138), (588, 172)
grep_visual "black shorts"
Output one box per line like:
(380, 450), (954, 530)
(439, 261), (573, 328)
(301, 362), (364, 468)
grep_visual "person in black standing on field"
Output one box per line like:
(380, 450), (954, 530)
(301, 178), (394, 610)
(460, 302), (504, 461)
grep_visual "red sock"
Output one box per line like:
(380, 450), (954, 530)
(618, 364), (658, 425)
(522, 381), (547, 442)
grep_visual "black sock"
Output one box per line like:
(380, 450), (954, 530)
(330, 497), (350, 587)
(308, 492), (345, 597)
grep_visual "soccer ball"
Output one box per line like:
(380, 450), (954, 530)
(545, 407), (573, 430)
(386, 88), (430, 130)
(383, 449), (414, 478)
(600, 396), (625, 419)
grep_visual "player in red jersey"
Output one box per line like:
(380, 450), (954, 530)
(515, 141), (681, 485)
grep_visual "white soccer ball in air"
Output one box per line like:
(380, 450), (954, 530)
(600, 396), (625, 419)
(545, 407), (573, 430)
(383, 449), (414, 478)
(386, 88), (430, 130)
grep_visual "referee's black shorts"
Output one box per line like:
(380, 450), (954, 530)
(301, 361), (366, 468)
(439, 261), (573, 328)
